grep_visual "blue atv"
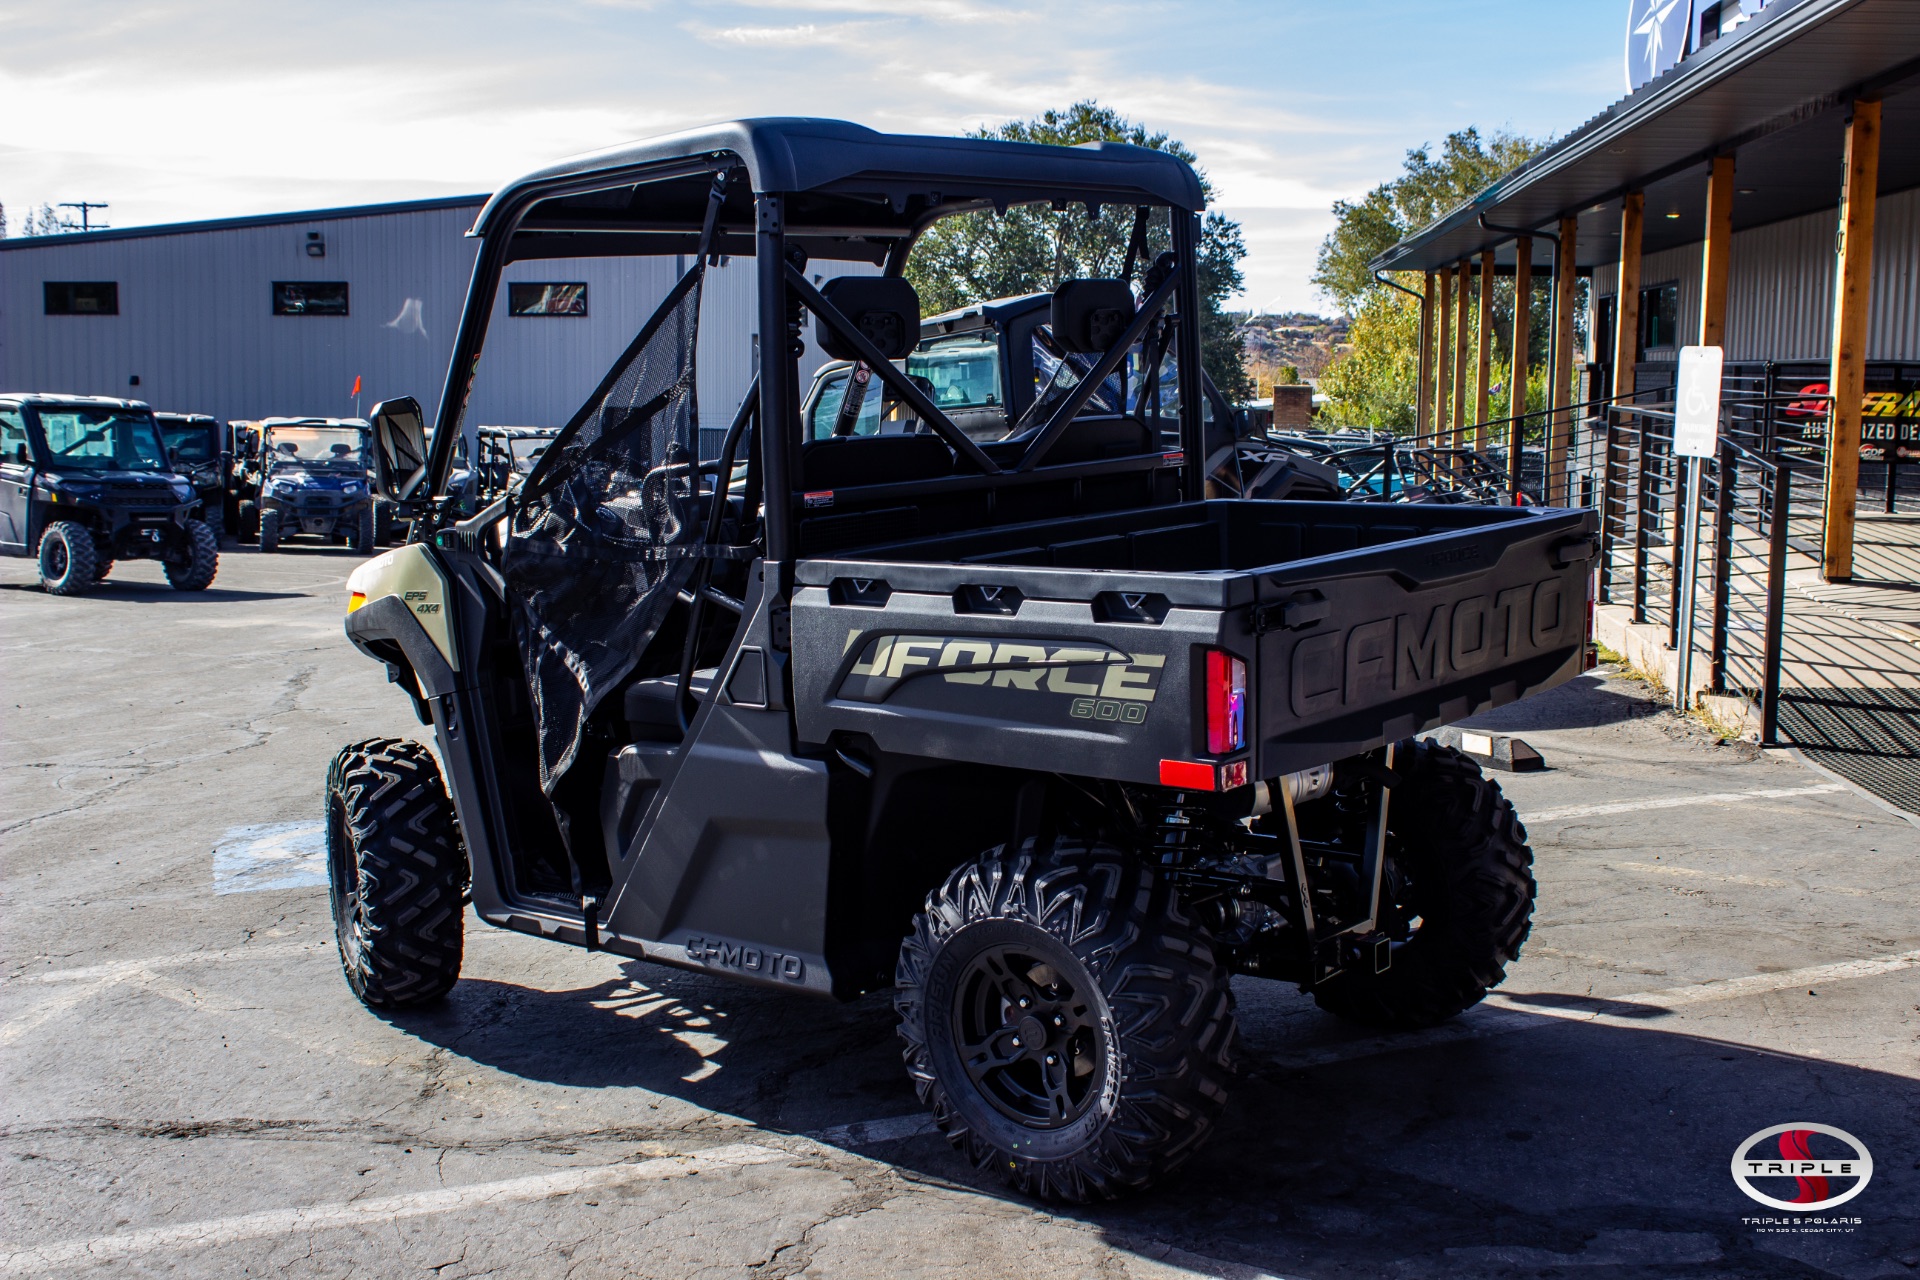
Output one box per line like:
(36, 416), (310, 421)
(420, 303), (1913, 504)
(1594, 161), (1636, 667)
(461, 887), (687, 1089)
(253, 418), (375, 553)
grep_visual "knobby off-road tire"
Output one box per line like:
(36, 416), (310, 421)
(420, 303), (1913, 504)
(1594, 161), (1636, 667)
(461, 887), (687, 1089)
(326, 738), (465, 1008)
(1311, 740), (1535, 1030)
(257, 507), (283, 553)
(37, 521), (97, 595)
(165, 520), (221, 591)
(238, 500), (260, 544)
(897, 838), (1236, 1202)
(373, 499), (394, 546)
(349, 505), (374, 554)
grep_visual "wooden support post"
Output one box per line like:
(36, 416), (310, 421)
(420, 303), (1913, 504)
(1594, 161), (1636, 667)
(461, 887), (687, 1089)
(1550, 214), (1581, 506)
(1452, 263), (1471, 448)
(1510, 237), (1532, 498)
(1823, 100), (1880, 582)
(1610, 195), (1644, 408)
(1699, 155), (1735, 346)
(1416, 272), (1435, 434)
(1475, 249), (1494, 449)
(1435, 265), (1453, 444)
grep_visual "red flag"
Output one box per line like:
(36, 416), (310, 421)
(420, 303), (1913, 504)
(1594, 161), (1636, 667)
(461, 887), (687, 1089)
(351, 375), (362, 397)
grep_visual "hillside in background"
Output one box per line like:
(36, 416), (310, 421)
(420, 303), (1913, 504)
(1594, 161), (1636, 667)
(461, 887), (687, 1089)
(1239, 313), (1349, 397)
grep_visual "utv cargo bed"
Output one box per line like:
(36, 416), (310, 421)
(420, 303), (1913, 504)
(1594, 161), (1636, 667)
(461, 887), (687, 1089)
(791, 499), (1597, 783)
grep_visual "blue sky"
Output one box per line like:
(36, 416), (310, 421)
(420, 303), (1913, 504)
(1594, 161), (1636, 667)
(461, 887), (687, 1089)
(3, 1), (1629, 311)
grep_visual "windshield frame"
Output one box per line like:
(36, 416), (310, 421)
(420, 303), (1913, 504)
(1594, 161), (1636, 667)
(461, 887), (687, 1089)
(28, 406), (173, 473)
(262, 425), (368, 468)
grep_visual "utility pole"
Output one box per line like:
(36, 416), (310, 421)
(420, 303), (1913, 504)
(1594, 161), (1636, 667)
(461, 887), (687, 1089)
(57, 202), (110, 232)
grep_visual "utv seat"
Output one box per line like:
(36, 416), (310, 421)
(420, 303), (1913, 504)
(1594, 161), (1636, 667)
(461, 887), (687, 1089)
(982, 414), (1153, 468)
(624, 668), (716, 740)
(799, 433), (953, 490)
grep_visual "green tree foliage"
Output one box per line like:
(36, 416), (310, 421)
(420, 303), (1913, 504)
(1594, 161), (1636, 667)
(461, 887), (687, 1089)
(907, 102), (1252, 402)
(1318, 290), (1421, 429)
(1313, 127), (1550, 432)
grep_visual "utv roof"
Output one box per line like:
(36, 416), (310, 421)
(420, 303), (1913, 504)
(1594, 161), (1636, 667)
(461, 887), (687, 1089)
(153, 412), (219, 425)
(473, 118), (1207, 262)
(259, 417), (370, 428)
(2, 394), (151, 412)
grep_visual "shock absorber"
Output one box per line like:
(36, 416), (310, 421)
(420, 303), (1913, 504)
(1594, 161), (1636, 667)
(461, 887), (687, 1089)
(1153, 792), (1202, 866)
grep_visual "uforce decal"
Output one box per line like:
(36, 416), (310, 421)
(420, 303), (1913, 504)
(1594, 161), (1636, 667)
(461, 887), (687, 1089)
(836, 631), (1165, 706)
(685, 935), (806, 982)
(1288, 577), (1571, 718)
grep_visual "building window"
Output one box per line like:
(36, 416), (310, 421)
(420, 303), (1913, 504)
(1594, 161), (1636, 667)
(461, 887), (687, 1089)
(1639, 282), (1679, 354)
(508, 283), (588, 317)
(273, 282), (349, 316)
(44, 282), (119, 315)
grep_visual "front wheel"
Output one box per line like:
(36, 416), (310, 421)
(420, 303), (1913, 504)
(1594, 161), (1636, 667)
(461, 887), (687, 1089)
(1311, 740), (1535, 1029)
(37, 521), (97, 595)
(326, 738), (466, 1008)
(372, 499), (394, 546)
(238, 500), (260, 544)
(896, 839), (1236, 1202)
(258, 507), (282, 552)
(349, 505), (374, 554)
(165, 520), (220, 591)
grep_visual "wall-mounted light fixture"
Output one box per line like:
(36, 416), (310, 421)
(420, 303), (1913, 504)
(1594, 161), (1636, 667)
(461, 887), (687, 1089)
(129, 375), (140, 387)
(306, 232), (326, 258)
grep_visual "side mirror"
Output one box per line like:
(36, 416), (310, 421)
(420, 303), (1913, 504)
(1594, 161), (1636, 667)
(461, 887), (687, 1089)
(369, 396), (429, 500)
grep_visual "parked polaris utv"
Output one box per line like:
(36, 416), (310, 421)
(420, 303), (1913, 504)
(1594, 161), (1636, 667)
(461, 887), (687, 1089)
(0, 394), (219, 594)
(800, 290), (1343, 502)
(154, 411), (231, 534)
(252, 417), (375, 552)
(330, 120), (1594, 1202)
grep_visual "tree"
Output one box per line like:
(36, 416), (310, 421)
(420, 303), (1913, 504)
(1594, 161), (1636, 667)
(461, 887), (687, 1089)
(906, 102), (1252, 403)
(1312, 128), (1549, 431)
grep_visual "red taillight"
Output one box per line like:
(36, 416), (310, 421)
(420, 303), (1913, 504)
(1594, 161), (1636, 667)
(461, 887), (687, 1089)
(1204, 649), (1246, 754)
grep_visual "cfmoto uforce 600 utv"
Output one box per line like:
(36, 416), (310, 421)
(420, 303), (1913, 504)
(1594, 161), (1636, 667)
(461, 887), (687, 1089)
(331, 120), (1593, 1201)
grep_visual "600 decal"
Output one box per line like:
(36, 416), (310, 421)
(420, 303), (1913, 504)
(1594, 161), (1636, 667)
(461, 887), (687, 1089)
(1070, 697), (1148, 723)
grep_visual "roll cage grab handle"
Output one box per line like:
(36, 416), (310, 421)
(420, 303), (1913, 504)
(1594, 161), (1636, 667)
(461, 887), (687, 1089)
(426, 164), (1210, 555)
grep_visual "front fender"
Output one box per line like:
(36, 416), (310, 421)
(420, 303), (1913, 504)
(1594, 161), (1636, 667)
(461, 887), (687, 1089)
(345, 595), (458, 699)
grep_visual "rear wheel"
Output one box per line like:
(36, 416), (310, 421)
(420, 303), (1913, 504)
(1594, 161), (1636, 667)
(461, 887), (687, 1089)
(37, 522), (96, 595)
(1311, 740), (1535, 1029)
(258, 508), (282, 552)
(326, 738), (466, 1008)
(373, 499), (394, 546)
(897, 838), (1236, 1202)
(166, 520), (220, 591)
(238, 500), (260, 544)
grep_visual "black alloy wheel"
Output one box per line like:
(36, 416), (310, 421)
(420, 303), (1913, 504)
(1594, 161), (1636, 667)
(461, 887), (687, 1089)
(951, 940), (1104, 1129)
(897, 838), (1236, 1202)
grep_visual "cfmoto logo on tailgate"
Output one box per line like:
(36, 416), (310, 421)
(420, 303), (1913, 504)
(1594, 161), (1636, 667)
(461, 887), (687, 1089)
(1288, 578), (1572, 717)
(836, 631), (1164, 710)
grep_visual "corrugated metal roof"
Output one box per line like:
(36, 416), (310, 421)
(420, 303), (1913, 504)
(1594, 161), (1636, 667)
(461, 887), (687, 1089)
(0, 195), (487, 253)
(1372, 0), (1920, 272)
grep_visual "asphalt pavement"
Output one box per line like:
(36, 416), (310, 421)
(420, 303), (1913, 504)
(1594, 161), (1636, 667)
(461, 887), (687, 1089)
(3, 545), (1917, 1279)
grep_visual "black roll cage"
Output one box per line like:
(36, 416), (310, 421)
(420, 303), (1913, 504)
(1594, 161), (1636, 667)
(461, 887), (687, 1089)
(426, 139), (1209, 580)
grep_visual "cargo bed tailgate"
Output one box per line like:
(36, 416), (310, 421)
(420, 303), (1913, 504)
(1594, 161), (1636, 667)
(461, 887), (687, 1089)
(1249, 506), (1597, 778)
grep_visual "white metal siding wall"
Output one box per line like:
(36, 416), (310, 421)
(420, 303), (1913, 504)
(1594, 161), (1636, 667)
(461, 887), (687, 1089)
(1590, 187), (1920, 363)
(0, 205), (483, 425)
(1, 210), (872, 449)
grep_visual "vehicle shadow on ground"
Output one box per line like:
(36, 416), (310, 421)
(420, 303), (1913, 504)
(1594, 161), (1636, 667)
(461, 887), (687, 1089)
(0, 580), (310, 601)
(389, 961), (1917, 1278)
(1459, 670), (1667, 733)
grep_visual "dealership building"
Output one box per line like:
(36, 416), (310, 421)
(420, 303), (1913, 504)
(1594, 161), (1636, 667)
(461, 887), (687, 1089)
(1373, 0), (1917, 578)
(0, 193), (833, 457)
